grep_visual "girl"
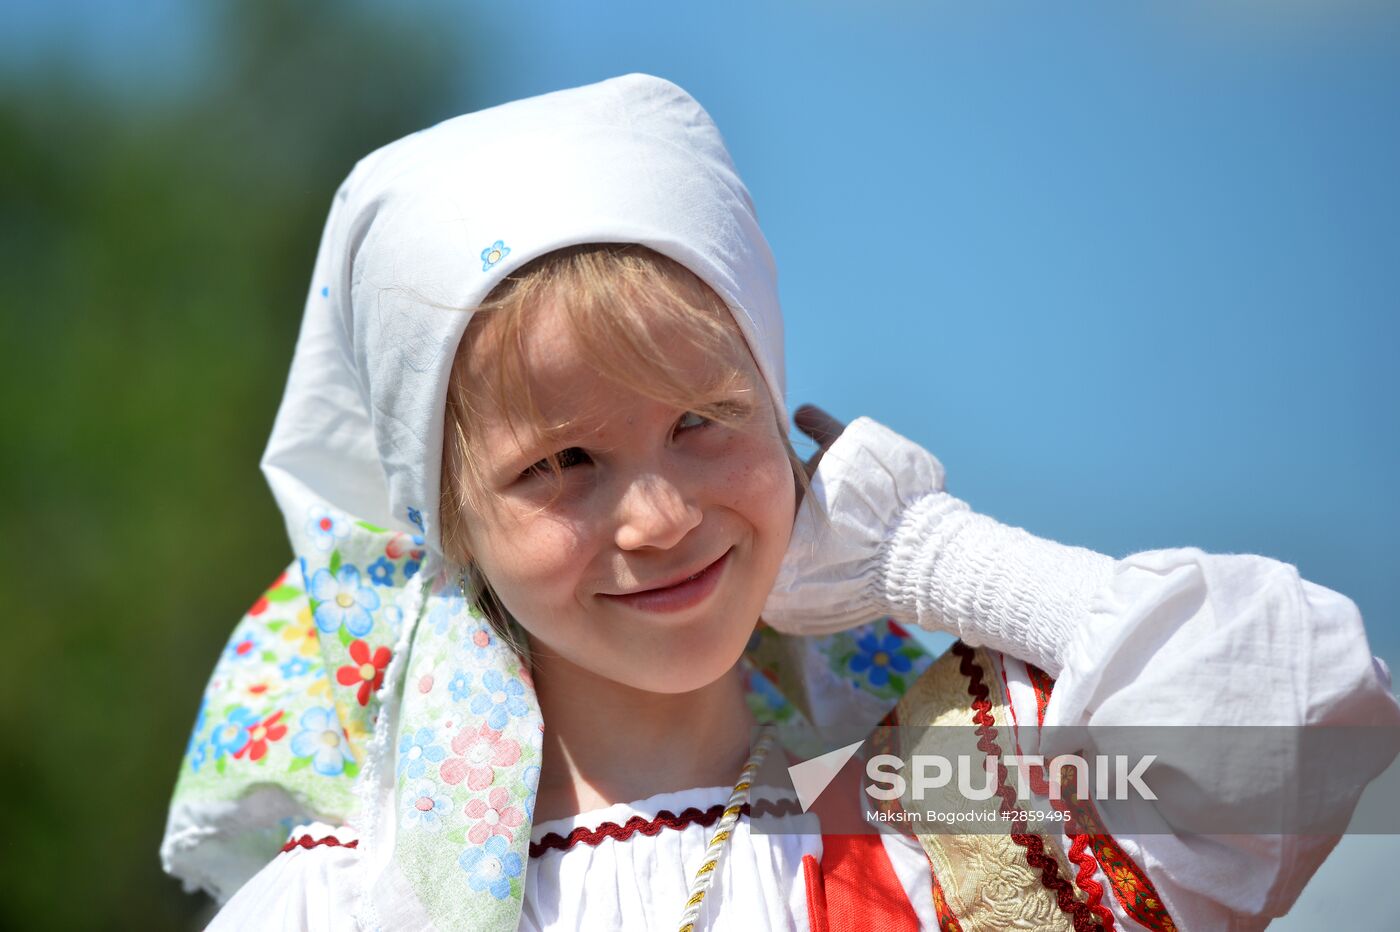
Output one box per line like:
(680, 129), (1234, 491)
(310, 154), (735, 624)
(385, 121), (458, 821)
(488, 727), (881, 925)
(163, 74), (1400, 931)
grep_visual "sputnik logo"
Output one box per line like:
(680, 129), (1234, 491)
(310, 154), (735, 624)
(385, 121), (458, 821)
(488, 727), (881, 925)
(787, 740), (866, 812)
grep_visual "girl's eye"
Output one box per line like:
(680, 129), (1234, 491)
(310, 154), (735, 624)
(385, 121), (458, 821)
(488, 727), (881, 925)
(674, 410), (712, 434)
(520, 447), (590, 480)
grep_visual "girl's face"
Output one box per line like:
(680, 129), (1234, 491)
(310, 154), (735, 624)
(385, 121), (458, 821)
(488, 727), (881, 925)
(457, 292), (796, 695)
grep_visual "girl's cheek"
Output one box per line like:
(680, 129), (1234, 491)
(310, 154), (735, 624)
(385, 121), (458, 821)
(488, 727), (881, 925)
(487, 530), (587, 630)
(725, 439), (794, 514)
(500, 518), (591, 585)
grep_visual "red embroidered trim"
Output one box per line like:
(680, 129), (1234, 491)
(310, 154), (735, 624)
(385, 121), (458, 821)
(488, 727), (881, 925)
(1020, 756), (1115, 927)
(528, 797), (803, 858)
(1087, 835), (1178, 931)
(951, 642), (1104, 932)
(930, 869), (965, 932)
(999, 657), (1019, 733)
(279, 833), (359, 853)
(1022, 661), (1177, 931)
(1068, 833), (1115, 928)
(1021, 666), (1112, 926)
(1026, 663), (1055, 728)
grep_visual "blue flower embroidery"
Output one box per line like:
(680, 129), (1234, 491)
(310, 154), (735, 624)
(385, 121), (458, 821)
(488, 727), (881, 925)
(464, 624), (496, 664)
(459, 834), (522, 900)
(470, 669), (528, 730)
(309, 564), (380, 636)
(448, 670), (473, 702)
(406, 507), (425, 532)
(403, 780), (452, 830)
(224, 629), (261, 663)
(210, 705), (258, 760)
(480, 240), (510, 272)
(427, 592), (466, 636)
(290, 707), (355, 776)
(280, 656), (312, 679)
(305, 505), (350, 552)
(849, 632), (912, 687)
(397, 727), (447, 779)
(368, 556), (395, 587)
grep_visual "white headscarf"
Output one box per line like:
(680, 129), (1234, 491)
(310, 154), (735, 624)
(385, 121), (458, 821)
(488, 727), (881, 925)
(261, 72), (788, 561)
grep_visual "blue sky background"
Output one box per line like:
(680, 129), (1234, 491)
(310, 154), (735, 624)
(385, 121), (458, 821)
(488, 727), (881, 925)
(9, 2), (1396, 650)
(9, 1), (1398, 926)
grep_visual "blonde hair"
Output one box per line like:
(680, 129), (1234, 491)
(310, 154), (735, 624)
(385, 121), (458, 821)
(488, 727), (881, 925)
(439, 243), (817, 657)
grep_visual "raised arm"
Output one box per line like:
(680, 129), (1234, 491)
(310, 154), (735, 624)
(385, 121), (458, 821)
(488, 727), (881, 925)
(763, 415), (1400, 927)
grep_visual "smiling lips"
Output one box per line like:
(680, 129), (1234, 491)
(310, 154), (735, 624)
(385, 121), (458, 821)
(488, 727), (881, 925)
(599, 549), (731, 614)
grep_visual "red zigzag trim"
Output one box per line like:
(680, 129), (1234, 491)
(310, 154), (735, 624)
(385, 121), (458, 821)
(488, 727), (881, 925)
(529, 796), (803, 858)
(1026, 664), (1176, 932)
(951, 643), (1105, 932)
(279, 833), (359, 854)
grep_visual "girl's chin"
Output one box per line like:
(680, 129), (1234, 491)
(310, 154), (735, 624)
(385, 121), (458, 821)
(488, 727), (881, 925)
(528, 606), (760, 691)
(622, 669), (742, 696)
(602, 639), (753, 695)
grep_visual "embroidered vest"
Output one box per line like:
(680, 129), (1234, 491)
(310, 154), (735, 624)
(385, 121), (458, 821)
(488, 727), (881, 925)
(800, 642), (1179, 932)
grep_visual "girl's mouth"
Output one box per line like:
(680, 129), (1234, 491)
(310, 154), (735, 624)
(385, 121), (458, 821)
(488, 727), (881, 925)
(599, 548), (731, 614)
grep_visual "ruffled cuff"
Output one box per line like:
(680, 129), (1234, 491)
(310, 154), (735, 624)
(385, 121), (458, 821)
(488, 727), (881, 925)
(763, 416), (1113, 677)
(875, 494), (1114, 677)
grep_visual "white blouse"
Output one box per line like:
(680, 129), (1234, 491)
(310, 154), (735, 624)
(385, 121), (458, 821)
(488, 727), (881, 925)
(205, 418), (1400, 930)
(210, 783), (939, 932)
(521, 784), (817, 931)
(520, 784), (936, 931)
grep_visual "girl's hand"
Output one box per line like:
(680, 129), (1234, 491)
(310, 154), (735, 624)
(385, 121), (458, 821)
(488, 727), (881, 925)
(765, 414), (951, 636)
(792, 403), (845, 513)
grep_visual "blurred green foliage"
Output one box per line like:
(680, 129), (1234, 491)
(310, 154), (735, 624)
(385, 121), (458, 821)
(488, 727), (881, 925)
(0, 2), (463, 927)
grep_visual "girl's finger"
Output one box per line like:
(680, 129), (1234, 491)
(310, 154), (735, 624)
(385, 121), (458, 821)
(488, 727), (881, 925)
(793, 404), (845, 450)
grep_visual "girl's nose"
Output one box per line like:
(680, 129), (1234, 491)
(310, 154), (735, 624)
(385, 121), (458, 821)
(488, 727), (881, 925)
(613, 473), (703, 551)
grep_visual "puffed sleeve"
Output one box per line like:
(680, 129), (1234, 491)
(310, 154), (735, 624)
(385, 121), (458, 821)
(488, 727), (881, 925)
(762, 416), (1400, 928)
(1037, 549), (1400, 929)
(204, 823), (362, 932)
